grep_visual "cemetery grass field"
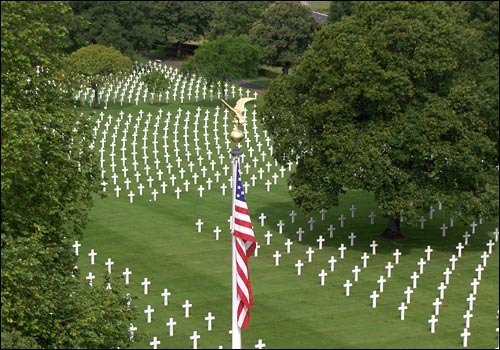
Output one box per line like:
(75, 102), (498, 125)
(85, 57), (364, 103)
(75, 71), (499, 349)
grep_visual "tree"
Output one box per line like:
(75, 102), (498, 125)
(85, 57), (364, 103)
(181, 35), (261, 84)
(67, 1), (161, 56)
(153, 1), (216, 58)
(249, 2), (317, 75)
(329, 1), (353, 23)
(258, 2), (499, 237)
(64, 44), (133, 107)
(207, 1), (270, 39)
(2, 2), (136, 347)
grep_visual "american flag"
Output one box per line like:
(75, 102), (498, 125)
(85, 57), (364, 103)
(233, 161), (256, 330)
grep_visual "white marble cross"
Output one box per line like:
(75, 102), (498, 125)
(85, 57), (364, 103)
(440, 224), (448, 237)
(320, 208), (327, 221)
(443, 268), (453, 284)
(105, 258), (114, 274)
(470, 221), (477, 234)
(449, 254), (458, 271)
(123, 267), (132, 285)
(86, 272), (95, 286)
(369, 211), (376, 225)
(410, 271), (419, 289)
(317, 235), (325, 250)
(213, 226), (221, 240)
(486, 240), (494, 254)
(352, 265), (361, 282)
(308, 217), (316, 231)
(73, 241), (81, 256)
(328, 256), (337, 272)
(306, 247), (315, 262)
(461, 328), (470, 347)
(398, 302), (408, 320)
(196, 219), (204, 232)
(339, 214), (346, 228)
(161, 288), (171, 306)
(144, 305), (154, 323)
(370, 290), (379, 308)
(470, 278), (480, 295)
(295, 260), (304, 276)
(255, 339), (266, 349)
(190, 331), (200, 349)
(418, 216), (426, 230)
(150, 337), (160, 349)
(361, 252), (370, 268)
(277, 220), (285, 234)
(88, 249), (97, 265)
(259, 213), (267, 226)
(370, 240), (378, 255)
(142, 278), (151, 294)
(166, 317), (176, 336)
(327, 224), (335, 238)
(393, 249), (401, 264)
(349, 205), (356, 218)
(128, 323), (137, 341)
(425, 245), (433, 261)
(264, 231), (273, 245)
(205, 312), (215, 331)
(338, 244), (347, 259)
(273, 251), (282, 266)
(296, 227), (304, 242)
(467, 293), (476, 310)
(289, 210), (297, 223)
(348, 232), (356, 246)
(385, 262), (394, 278)
(378, 275), (386, 293)
(318, 269), (328, 286)
(417, 258), (426, 274)
(463, 310), (473, 329)
(344, 279), (352, 296)
(428, 314), (438, 333)
(285, 239), (293, 254)
(438, 282), (447, 299)
(404, 286), (413, 304)
(433, 297), (442, 315)
(183, 299), (193, 318)
(456, 242), (464, 257)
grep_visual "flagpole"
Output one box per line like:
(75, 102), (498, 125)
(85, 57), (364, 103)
(224, 97), (254, 349)
(231, 147), (242, 349)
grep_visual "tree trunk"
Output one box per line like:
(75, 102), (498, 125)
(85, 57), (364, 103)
(92, 82), (99, 108)
(381, 216), (404, 240)
(176, 41), (182, 58)
(283, 63), (290, 75)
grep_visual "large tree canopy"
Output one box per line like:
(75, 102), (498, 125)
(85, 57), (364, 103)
(207, 1), (270, 39)
(1, 2), (135, 348)
(181, 34), (261, 84)
(249, 2), (317, 74)
(64, 44), (132, 107)
(258, 2), (499, 234)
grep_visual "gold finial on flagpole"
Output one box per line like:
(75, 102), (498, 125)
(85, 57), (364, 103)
(221, 98), (256, 144)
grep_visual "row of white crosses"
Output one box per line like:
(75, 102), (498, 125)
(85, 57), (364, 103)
(75, 62), (259, 111)
(74, 242), (268, 349)
(94, 102), (294, 203)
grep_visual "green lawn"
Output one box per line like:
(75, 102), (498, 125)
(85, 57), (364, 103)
(310, 1), (331, 14)
(75, 68), (499, 349)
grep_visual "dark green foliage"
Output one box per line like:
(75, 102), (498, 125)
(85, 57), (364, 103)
(250, 2), (318, 74)
(208, 1), (270, 39)
(258, 2), (499, 225)
(1, 2), (137, 348)
(181, 34), (261, 84)
(68, 1), (161, 56)
(329, 1), (353, 23)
